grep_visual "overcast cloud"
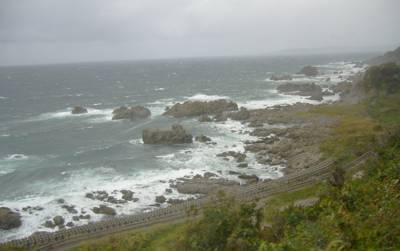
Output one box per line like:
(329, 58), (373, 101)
(0, 0), (399, 65)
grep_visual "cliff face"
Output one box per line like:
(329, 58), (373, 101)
(368, 46), (400, 65)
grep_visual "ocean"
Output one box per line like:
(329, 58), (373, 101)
(0, 53), (374, 241)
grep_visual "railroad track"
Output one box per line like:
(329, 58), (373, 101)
(0, 151), (375, 251)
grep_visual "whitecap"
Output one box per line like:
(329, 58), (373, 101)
(185, 93), (230, 101)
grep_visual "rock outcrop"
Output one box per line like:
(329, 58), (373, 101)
(195, 135), (211, 143)
(71, 106), (88, 114)
(229, 107), (250, 121)
(299, 65), (319, 76)
(277, 83), (323, 101)
(92, 205), (116, 216)
(0, 207), (21, 230)
(143, 124), (193, 144)
(112, 106), (151, 120)
(164, 99), (238, 118)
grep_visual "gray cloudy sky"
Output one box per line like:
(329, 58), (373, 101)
(1, 0), (399, 66)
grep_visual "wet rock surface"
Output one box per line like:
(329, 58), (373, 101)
(299, 65), (319, 76)
(71, 106), (88, 114)
(143, 124), (193, 144)
(0, 207), (22, 230)
(164, 99), (238, 118)
(112, 106), (151, 120)
(195, 135), (212, 143)
(92, 205), (116, 216)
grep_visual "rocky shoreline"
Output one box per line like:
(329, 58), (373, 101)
(0, 62), (366, 240)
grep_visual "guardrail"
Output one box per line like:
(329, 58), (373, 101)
(0, 151), (375, 251)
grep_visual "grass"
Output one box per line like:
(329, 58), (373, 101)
(71, 222), (185, 251)
(262, 183), (325, 223)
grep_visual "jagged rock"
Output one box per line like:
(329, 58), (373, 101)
(322, 90), (335, 96)
(270, 74), (293, 81)
(0, 207), (22, 230)
(44, 220), (55, 229)
(53, 216), (65, 226)
(79, 214), (91, 220)
(229, 171), (240, 175)
(120, 190), (134, 201)
(229, 107), (250, 121)
(92, 205), (116, 216)
(198, 115), (213, 122)
(107, 196), (126, 204)
(203, 172), (217, 178)
(237, 163), (248, 168)
(155, 196), (166, 204)
(85, 191), (109, 201)
(195, 135), (211, 143)
(165, 188), (173, 193)
(299, 65), (319, 76)
(331, 81), (352, 94)
(71, 106), (88, 114)
(164, 99), (238, 118)
(72, 216), (80, 221)
(277, 83), (322, 97)
(238, 174), (259, 183)
(66, 222), (74, 227)
(61, 205), (78, 214)
(143, 124), (192, 144)
(217, 151), (246, 162)
(112, 106), (151, 120)
(56, 198), (65, 204)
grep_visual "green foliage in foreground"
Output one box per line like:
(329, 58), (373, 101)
(363, 63), (400, 95)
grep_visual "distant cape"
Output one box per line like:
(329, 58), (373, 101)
(368, 46), (400, 65)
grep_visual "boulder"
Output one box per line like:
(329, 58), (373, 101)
(155, 196), (166, 204)
(143, 124), (193, 144)
(0, 207), (22, 230)
(120, 190), (134, 201)
(92, 205), (116, 216)
(44, 220), (55, 229)
(71, 106), (88, 114)
(61, 205), (78, 214)
(299, 66), (319, 76)
(195, 135), (211, 143)
(238, 174), (259, 183)
(112, 106), (151, 120)
(229, 107), (250, 121)
(198, 115), (213, 122)
(53, 216), (65, 226)
(164, 99), (238, 118)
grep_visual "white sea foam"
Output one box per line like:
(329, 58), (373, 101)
(154, 87), (165, 91)
(147, 98), (175, 116)
(0, 154), (30, 177)
(185, 93), (230, 101)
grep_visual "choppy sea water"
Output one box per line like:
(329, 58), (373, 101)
(0, 53), (374, 241)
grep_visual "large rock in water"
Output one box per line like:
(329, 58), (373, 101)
(0, 207), (22, 230)
(143, 124), (192, 144)
(112, 106), (151, 120)
(163, 99), (238, 118)
(92, 205), (116, 216)
(299, 65), (319, 76)
(71, 106), (88, 114)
